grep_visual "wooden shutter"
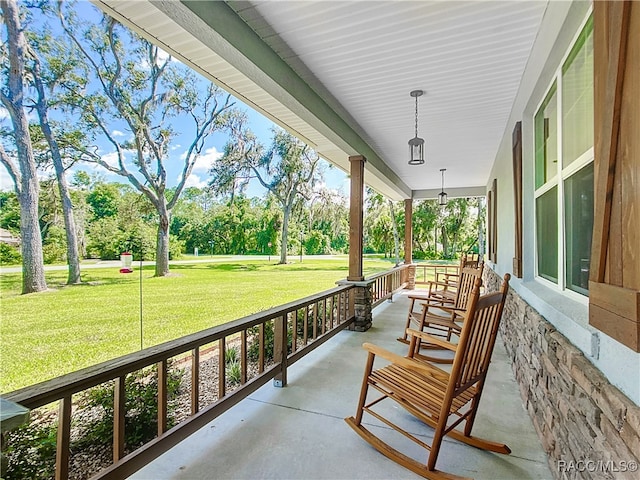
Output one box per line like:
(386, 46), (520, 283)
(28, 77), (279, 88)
(488, 179), (498, 263)
(512, 122), (523, 278)
(589, 1), (640, 351)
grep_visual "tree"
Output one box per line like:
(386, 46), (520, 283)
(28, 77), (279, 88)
(57, 5), (235, 276)
(388, 199), (401, 264)
(412, 199), (438, 256)
(25, 22), (82, 283)
(210, 117), (322, 264)
(0, 0), (47, 293)
(306, 186), (348, 253)
(364, 189), (395, 257)
(440, 197), (480, 257)
(0, 191), (20, 232)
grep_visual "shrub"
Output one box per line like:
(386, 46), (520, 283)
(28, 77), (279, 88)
(169, 235), (184, 260)
(225, 346), (238, 365)
(247, 320), (295, 363)
(0, 243), (21, 265)
(74, 364), (182, 452)
(226, 361), (242, 386)
(42, 226), (67, 264)
(3, 421), (57, 480)
(247, 307), (323, 363)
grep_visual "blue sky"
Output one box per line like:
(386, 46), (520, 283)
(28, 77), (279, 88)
(0, 0), (349, 198)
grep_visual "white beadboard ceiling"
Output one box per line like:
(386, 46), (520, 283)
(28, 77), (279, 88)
(93, 0), (549, 200)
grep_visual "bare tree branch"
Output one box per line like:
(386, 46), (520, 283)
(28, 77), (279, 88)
(0, 142), (21, 194)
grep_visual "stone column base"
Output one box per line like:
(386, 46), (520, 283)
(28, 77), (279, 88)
(348, 285), (373, 331)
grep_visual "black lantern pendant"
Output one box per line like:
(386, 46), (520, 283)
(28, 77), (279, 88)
(408, 90), (425, 165)
(439, 168), (448, 206)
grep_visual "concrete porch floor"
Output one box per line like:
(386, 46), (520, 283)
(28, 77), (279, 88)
(131, 290), (553, 480)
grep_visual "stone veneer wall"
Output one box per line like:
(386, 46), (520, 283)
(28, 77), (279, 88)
(484, 268), (640, 480)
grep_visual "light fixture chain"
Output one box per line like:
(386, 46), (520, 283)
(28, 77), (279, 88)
(415, 94), (419, 138)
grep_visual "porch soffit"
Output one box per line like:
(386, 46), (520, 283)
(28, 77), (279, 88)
(92, 0), (549, 201)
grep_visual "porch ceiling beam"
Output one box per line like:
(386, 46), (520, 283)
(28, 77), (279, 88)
(151, 0), (412, 200)
(412, 186), (486, 200)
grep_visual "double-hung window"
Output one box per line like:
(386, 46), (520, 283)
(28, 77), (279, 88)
(534, 15), (594, 297)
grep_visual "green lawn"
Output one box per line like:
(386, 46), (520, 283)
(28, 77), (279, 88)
(0, 257), (396, 393)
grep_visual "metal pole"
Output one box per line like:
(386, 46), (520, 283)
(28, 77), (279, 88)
(139, 254), (143, 350)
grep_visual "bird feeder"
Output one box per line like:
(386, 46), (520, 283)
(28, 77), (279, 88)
(120, 252), (133, 273)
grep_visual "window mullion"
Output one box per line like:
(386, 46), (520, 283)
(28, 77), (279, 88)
(557, 72), (566, 292)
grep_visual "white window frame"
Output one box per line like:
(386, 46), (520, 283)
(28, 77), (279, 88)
(533, 12), (593, 304)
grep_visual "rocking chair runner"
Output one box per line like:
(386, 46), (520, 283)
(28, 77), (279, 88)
(346, 274), (511, 480)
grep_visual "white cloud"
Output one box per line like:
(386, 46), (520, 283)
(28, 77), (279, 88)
(156, 48), (172, 65)
(0, 107), (8, 121)
(183, 173), (206, 189)
(0, 168), (15, 192)
(140, 47), (173, 70)
(101, 151), (120, 168)
(112, 130), (125, 137)
(191, 146), (223, 173)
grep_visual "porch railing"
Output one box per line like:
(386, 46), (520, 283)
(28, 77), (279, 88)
(367, 264), (409, 308)
(413, 262), (459, 287)
(2, 284), (356, 480)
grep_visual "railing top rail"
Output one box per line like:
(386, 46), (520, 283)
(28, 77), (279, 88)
(3, 284), (354, 409)
(336, 264), (409, 288)
(365, 263), (409, 281)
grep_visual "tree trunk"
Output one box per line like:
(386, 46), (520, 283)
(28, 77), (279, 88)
(156, 206), (171, 276)
(441, 226), (449, 258)
(19, 174), (47, 293)
(60, 179), (81, 284)
(388, 200), (400, 265)
(2, 0), (47, 294)
(35, 94), (81, 284)
(280, 205), (291, 264)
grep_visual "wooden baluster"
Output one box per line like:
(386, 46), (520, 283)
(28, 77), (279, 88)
(330, 295), (336, 328)
(291, 311), (297, 353)
(218, 339), (226, 399)
(258, 323), (265, 373)
(191, 348), (199, 415)
(55, 395), (71, 480)
(114, 376), (126, 461)
(313, 303), (318, 340)
(273, 315), (287, 387)
(241, 330), (248, 384)
(303, 305), (309, 344)
(158, 361), (168, 436)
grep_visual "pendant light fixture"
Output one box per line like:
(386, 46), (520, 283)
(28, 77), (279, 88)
(408, 90), (425, 165)
(439, 168), (448, 206)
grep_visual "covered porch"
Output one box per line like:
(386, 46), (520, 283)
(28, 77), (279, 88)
(131, 290), (551, 480)
(2, 1), (640, 479)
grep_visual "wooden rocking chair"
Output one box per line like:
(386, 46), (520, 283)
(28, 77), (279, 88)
(429, 255), (483, 305)
(402, 257), (483, 343)
(346, 274), (511, 480)
(398, 266), (483, 358)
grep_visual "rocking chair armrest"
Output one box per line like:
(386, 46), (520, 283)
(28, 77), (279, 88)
(361, 343), (449, 380)
(407, 292), (431, 300)
(436, 272), (459, 283)
(432, 304), (466, 315)
(427, 280), (452, 289)
(405, 328), (458, 352)
(419, 303), (464, 318)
